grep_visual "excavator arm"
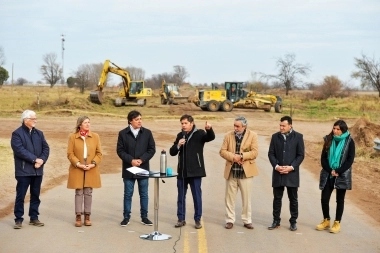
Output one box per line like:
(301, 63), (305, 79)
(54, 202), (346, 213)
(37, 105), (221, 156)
(90, 60), (132, 104)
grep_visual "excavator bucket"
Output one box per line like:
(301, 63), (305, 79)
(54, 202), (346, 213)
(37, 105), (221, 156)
(169, 96), (189, 105)
(90, 91), (104, 104)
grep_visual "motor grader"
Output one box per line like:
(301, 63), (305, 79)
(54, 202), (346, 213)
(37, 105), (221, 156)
(191, 82), (282, 113)
(159, 79), (189, 105)
(90, 60), (152, 106)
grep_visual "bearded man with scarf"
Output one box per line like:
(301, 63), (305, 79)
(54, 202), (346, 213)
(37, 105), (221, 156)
(316, 120), (355, 233)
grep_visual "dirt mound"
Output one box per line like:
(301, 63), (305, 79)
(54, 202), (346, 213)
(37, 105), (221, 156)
(350, 117), (380, 149)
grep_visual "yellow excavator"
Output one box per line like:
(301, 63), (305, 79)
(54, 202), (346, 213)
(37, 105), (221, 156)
(90, 60), (152, 106)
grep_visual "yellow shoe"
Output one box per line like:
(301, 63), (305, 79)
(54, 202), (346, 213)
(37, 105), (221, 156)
(329, 220), (340, 233)
(316, 218), (330, 231)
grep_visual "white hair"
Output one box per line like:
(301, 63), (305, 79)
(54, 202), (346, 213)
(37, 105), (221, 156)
(21, 110), (36, 123)
(235, 116), (248, 127)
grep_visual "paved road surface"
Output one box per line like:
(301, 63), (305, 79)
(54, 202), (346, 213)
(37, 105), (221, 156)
(1, 135), (379, 253)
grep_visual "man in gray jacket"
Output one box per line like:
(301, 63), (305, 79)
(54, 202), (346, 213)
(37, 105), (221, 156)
(11, 110), (50, 229)
(268, 116), (304, 231)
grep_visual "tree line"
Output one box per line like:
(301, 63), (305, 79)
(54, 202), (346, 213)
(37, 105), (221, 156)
(1, 46), (380, 98)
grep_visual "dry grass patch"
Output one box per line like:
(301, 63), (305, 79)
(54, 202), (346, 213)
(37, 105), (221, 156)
(0, 139), (13, 176)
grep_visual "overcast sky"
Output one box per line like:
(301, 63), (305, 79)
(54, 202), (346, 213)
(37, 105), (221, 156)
(1, 0), (379, 86)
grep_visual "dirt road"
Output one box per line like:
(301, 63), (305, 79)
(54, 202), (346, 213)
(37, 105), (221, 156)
(0, 109), (379, 252)
(1, 119), (379, 252)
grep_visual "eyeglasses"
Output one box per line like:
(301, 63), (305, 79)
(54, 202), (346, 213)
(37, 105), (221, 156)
(27, 118), (38, 121)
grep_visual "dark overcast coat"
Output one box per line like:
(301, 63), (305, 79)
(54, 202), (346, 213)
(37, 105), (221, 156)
(117, 126), (156, 179)
(268, 130), (305, 187)
(170, 125), (215, 179)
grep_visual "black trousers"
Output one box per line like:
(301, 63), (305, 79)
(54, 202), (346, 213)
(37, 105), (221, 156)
(321, 179), (346, 221)
(272, 186), (298, 224)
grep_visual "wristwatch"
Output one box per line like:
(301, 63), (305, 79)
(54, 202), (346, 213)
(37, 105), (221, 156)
(240, 153), (243, 160)
(91, 161), (97, 166)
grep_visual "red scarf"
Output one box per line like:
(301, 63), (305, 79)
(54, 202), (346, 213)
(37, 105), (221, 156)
(79, 130), (88, 137)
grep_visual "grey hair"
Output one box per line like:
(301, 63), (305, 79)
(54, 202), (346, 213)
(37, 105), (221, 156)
(235, 116), (247, 127)
(21, 110), (36, 124)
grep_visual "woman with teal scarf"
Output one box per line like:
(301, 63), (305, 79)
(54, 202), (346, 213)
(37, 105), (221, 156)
(316, 120), (355, 234)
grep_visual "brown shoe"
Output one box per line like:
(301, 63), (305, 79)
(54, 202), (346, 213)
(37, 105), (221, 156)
(14, 221), (22, 229)
(175, 220), (186, 228)
(84, 214), (92, 226)
(244, 223), (254, 229)
(75, 214), (82, 227)
(225, 222), (233, 229)
(29, 220), (44, 227)
(195, 221), (202, 229)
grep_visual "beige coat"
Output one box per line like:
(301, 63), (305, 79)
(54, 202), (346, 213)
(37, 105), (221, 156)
(220, 130), (259, 180)
(67, 131), (102, 189)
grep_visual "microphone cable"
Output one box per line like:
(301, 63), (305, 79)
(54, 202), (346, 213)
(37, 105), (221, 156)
(173, 133), (187, 253)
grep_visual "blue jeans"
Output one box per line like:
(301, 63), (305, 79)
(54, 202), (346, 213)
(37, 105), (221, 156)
(177, 177), (202, 222)
(123, 178), (149, 219)
(14, 176), (43, 222)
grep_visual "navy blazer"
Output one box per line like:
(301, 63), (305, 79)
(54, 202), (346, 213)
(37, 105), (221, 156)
(11, 124), (50, 177)
(117, 126), (156, 179)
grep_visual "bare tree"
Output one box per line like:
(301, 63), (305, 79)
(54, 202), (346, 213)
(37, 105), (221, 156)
(263, 53), (311, 95)
(75, 64), (92, 93)
(40, 53), (62, 88)
(0, 46), (5, 66)
(125, 66), (145, 80)
(73, 62), (111, 90)
(317, 75), (343, 99)
(145, 73), (176, 89)
(173, 65), (189, 86)
(352, 53), (380, 97)
(88, 63), (108, 89)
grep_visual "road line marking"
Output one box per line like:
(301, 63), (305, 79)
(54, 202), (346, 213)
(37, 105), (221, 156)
(198, 220), (208, 253)
(184, 230), (189, 253)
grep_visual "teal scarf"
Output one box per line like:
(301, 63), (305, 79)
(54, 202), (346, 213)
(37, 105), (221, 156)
(328, 131), (350, 171)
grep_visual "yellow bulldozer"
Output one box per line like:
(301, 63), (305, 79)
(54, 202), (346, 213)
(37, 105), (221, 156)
(90, 60), (152, 106)
(159, 79), (189, 105)
(191, 82), (282, 113)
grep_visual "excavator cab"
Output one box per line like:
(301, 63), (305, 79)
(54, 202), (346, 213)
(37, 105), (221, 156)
(129, 81), (143, 95)
(225, 82), (247, 102)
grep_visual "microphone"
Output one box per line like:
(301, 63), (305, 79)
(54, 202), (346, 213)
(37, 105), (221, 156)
(182, 131), (187, 139)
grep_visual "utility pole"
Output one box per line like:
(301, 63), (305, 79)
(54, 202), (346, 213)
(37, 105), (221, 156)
(61, 34), (65, 85)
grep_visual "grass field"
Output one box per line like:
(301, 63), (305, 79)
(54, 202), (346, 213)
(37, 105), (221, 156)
(1, 85), (379, 122)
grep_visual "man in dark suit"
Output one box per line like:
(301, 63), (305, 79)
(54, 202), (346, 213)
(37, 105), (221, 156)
(268, 116), (304, 231)
(117, 110), (156, 227)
